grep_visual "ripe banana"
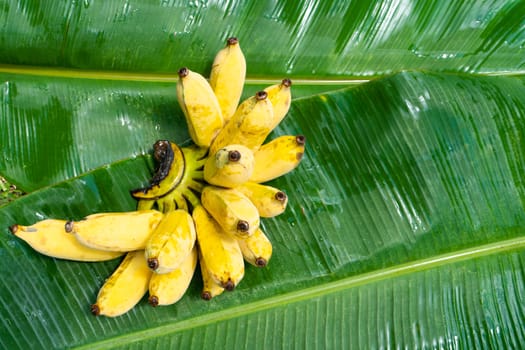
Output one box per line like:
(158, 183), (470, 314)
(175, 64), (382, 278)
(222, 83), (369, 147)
(201, 186), (259, 238)
(177, 67), (224, 147)
(10, 220), (123, 262)
(209, 37), (246, 123)
(209, 91), (274, 155)
(193, 205), (244, 290)
(236, 228), (272, 267)
(249, 135), (306, 183)
(67, 210), (164, 252)
(264, 78), (292, 130)
(198, 248), (224, 300)
(145, 210), (196, 274)
(131, 141), (185, 200)
(148, 246), (197, 307)
(236, 182), (288, 218)
(91, 250), (152, 317)
(203, 144), (254, 188)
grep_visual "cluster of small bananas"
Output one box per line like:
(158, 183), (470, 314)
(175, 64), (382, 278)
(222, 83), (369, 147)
(10, 37), (305, 317)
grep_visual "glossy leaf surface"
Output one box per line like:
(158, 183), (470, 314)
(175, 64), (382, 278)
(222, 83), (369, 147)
(1, 71), (524, 348)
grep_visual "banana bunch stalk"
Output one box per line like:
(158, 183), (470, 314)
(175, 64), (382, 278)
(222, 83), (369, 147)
(10, 37), (305, 317)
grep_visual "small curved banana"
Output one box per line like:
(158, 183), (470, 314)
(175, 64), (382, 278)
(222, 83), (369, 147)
(249, 135), (306, 183)
(209, 91), (274, 155)
(131, 141), (185, 200)
(10, 220), (123, 262)
(264, 78), (292, 130)
(198, 248), (224, 300)
(210, 37), (246, 123)
(91, 250), (152, 317)
(67, 210), (164, 252)
(145, 210), (196, 274)
(236, 182), (288, 218)
(204, 144), (254, 188)
(177, 67), (224, 147)
(193, 206), (244, 290)
(201, 186), (259, 238)
(236, 228), (272, 267)
(148, 246), (197, 307)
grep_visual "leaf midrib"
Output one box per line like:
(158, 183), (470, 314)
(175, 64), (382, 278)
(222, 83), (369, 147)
(73, 235), (525, 350)
(3, 64), (524, 85)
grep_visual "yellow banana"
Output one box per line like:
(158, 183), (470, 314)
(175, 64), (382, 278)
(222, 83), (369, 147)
(210, 37), (246, 123)
(177, 67), (224, 147)
(203, 144), (254, 188)
(67, 210), (164, 252)
(201, 186), (259, 238)
(209, 91), (274, 155)
(236, 228), (272, 267)
(193, 205), (244, 290)
(148, 246), (197, 307)
(264, 78), (292, 130)
(145, 210), (196, 274)
(91, 250), (152, 317)
(10, 220), (123, 262)
(198, 248), (224, 300)
(131, 141), (185, 200)
(250, 135), (306, 183)
(236, 182), (288, 218)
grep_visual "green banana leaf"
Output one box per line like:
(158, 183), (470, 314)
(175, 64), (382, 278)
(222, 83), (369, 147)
(1, 1), (525, 349)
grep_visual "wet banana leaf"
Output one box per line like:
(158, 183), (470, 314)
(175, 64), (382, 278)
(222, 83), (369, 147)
(1, 71), (525, 349)
(1, 0), (525, 191)
(0, 0), (523, 76)
(1, 0), (525, 348)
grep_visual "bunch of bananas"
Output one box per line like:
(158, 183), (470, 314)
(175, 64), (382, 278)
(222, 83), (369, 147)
(10, 37), (305, 317)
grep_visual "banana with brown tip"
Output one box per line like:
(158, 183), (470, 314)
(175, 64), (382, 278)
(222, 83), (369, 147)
(198, 248), (225, 300)
(91, 250), (152, 317)
(10, 220), (123, 262)
(201, 186), (259, 238)
(148, 246), (197, 307)
(264, 78), (292, 130)
(193, 205), (244, 290)
(177, 67), (224, 147)
(67, 210), (164, 252)
(236, 182), (288, 217)
(236, 228), (272, 267)
(209, 91), (274, 154)
(204, 144), (254, 188)
(210, 37), (246, 123)
(145, 210), (196, 274)
(249, 135), (306, 183)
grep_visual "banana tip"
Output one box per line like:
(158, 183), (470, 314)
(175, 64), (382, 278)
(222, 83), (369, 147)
(282, 78), (292, 87)
(65, 221), (74, 233)
(295, 135), (306, 145)
(228, 150), (241, 162)
(90, 304), (100, 316)
(255, 257), (267, 267)
(178, 67), (189, 78)
(236, 220), (250, 233)
(201, 291), (213, 301)
(147, 257), (160, 271)
(226, 37), (238, 45)
(255, 91), (268, 101)
(275, 191), (287, 202)
(223, 279), (235, 291)
(8, 224), (18, 235)
(148, 295), (159, 307)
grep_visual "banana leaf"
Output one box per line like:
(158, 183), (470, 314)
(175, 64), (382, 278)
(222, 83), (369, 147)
(2, 71), (525, 348)
(1, 0), (525, 349)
